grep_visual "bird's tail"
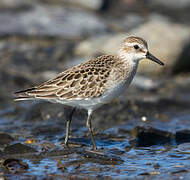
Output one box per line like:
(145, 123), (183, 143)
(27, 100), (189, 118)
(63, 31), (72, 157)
(14, 85), (59, 101)
(14, 87), (36, 101)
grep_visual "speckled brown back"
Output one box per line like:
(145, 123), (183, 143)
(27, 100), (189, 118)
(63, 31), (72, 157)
(18, 55), (122, 100)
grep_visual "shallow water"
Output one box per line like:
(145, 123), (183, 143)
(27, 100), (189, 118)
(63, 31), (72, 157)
(0, 92), (190, 179)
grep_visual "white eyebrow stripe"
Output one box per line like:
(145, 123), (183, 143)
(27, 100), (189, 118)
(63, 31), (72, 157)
(125, 42), (142, 46)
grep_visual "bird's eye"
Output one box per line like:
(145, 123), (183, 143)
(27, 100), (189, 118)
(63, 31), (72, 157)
(134, 45), (139, 49)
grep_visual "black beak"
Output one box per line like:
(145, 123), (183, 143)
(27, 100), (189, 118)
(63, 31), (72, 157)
(146, 52), (164, 66)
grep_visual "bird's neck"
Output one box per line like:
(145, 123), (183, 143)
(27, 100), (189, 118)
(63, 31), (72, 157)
(118, 49), (138, 68)
(117, 48), (137, 64)
(115, 50), (139, 81)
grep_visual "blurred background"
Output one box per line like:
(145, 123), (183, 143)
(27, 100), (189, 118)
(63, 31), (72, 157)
(0, 0), (190, 100)
(0, 0), (190, 179)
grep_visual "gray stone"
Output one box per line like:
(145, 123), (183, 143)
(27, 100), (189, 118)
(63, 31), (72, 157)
(63, 0), (103, 10)
(0, 0), (32, 10)
(75, 33), (125, 57)
(132, 75), (161, 91)
(0, 5), (106, 37)
(75, 15), (190, 74)
(103, 13), (145, 33)
(149, 0), (190, 9)
(121, 14), (145, 30)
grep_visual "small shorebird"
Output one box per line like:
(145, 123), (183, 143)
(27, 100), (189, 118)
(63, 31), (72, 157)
(14, 36), (164, 150)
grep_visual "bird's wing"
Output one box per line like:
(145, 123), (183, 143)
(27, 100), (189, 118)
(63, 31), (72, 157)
(14, 55), (116, 101)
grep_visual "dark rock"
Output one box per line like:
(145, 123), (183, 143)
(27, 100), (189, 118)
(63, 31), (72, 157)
(3, 158), (29, 173)
(176, 130), (190, 144)
(78, 149), (123, 165)
(173, 39), (190, 74)
(44, 148), (75, 157)
(138, 171), (160, 176)
(108, 148), (125, 155)
(31, 125), (63, 135)
(0, 150), (3, 156)
(99, 0), (141, 15)
(3, 143), (37, 154)
(0, 133), (14, 146)
(170, 167), (188, 174)
(133, 126), (173, 147)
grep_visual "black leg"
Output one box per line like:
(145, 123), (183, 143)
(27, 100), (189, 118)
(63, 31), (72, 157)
(86, 110), (97, 150)
(64, 107), (76, 147)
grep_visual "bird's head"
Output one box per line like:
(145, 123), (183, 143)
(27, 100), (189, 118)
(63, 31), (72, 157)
(118, 36), (164, 66)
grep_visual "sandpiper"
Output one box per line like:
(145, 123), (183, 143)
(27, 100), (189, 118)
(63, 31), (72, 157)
(14, 36), (164, 150)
